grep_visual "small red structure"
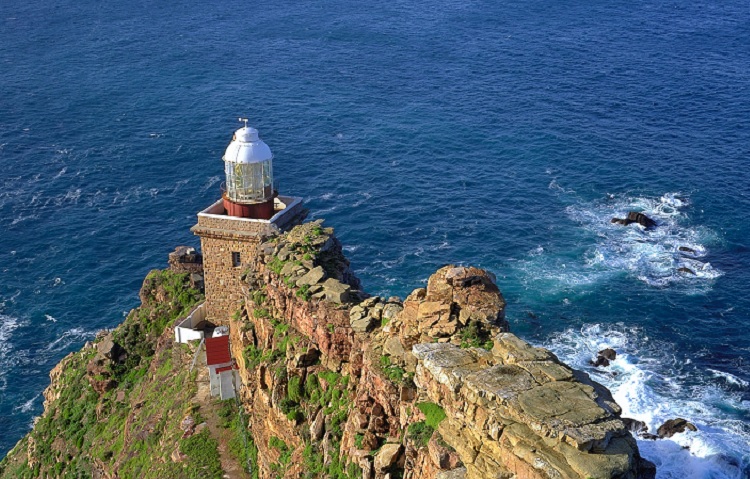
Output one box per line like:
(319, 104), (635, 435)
(205, 336), (231, 366)
(205, 334), (238, 399)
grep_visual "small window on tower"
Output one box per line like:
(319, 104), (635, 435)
(231, 252), (241, 267)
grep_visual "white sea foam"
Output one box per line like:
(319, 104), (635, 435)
(0, 313), (25, 392)
(352, 192), (372, 208)
(201, 175), (221, 192)
(518, 192), (722, 294)
(708, 369), (750, 388)
(14, 393), (40, 413)
(44, 327), (94, 353)
(44, 314), (57, 322)
(542, 323), (750, 478)
(10, 213), (39, 225)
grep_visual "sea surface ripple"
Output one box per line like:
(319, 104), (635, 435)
(1, 0), (749, 476)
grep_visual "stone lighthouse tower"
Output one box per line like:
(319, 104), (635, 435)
(192, 119), (306, 323)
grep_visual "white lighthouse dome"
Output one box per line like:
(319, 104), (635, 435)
(223, 126), (273, 164)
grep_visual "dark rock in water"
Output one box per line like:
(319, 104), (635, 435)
(678, 246), (697, 255)
(599, 348), (617, 361)
(592, 356), (610, 367)
(657, 418), (698, 438)
(622, 417), (648, 435)
(591, 348), (617, 367)
(677, 267), (696, 275)
(611, 211), (658, 229)
(638, 458), (658, 479)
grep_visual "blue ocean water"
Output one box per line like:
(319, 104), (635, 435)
(1, 0), (749, 476)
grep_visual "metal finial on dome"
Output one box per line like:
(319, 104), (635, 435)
(238, 117), (249, 128)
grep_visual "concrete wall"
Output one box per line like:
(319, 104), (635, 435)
(174, 302), (206, 343)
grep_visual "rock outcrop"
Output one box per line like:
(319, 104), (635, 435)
(228, 223), (653, 479)
(2, 221), (655, 479)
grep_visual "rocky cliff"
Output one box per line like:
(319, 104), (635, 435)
(0, 220), (655, 479)
(230, 221), (654, 479)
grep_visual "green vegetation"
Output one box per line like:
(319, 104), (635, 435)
(268, 256), (286, 275)
(253, 308), (270, 319)
(268, 436), (292, 475)
(179, 429), (223, 478)
(354, 433), (365, 449)
(0, 269), (205, 479)
(296, 284), (311, 300)
(111, 270), (203, 384)
(287, 376), (303, 403)
(407, 402), (446, 449)
(416, 402), (446, 428)
(251, 290), (267, 306)
(219, 400), (259, 479)
(379, 355), (407, 383)
(407, 421), (434, 448)
(459, 320), (494, 351)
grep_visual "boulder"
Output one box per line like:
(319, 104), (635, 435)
(310, 409), (325, 440)
(168, 246), (203, 274)
(374, 443), (403, 472)
(297, 266), (326, 287)
(294, 348), (321, 367)
(428, 433), (462, 470)
(280, 261), (297, 276)
(622, 417), (648, 436)
(350, 312), (376, 333)
(436, 468), (467, 479)
(96, 335), (122, 361)
(638, 458), (658, 479)
(678, 246), (697, 255)
(360, 431), (379, 451)
(677, 267), (696, 275)
(322, 278), (351, 303)
(657, 418), (697, 438)
(383, 337), (406, 359)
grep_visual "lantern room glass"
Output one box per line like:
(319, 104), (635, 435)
(225, 159), (273, 203)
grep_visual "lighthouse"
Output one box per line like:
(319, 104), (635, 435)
(191, 119), (306, 323)
(222, 119), (276, 220)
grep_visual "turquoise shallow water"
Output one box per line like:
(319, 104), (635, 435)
(1, 0), (749, 476)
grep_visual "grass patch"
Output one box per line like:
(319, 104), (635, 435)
(180, 429), (223, 478)
(416, 402), (446, 428)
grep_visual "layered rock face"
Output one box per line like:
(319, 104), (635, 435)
(1, 221), (654, 479)
(229, 222), (653, 479)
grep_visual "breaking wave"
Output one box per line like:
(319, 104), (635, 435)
(514, 192), (723, 296)
(567, 192), (723, 289)
(542, 323), (750, 479)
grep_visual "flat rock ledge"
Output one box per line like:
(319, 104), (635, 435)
(413, 334), (653, 479)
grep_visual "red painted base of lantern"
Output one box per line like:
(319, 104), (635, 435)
(223, 194), (275, 220)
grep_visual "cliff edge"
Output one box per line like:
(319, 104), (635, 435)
(0, 220), (655, 479)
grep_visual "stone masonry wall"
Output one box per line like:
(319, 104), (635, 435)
(192, 204), (305, 322)
(199, 234), (263, 322)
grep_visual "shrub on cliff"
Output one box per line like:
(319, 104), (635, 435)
(112, 269), (203, 383)
(416, 402), (446, 429)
